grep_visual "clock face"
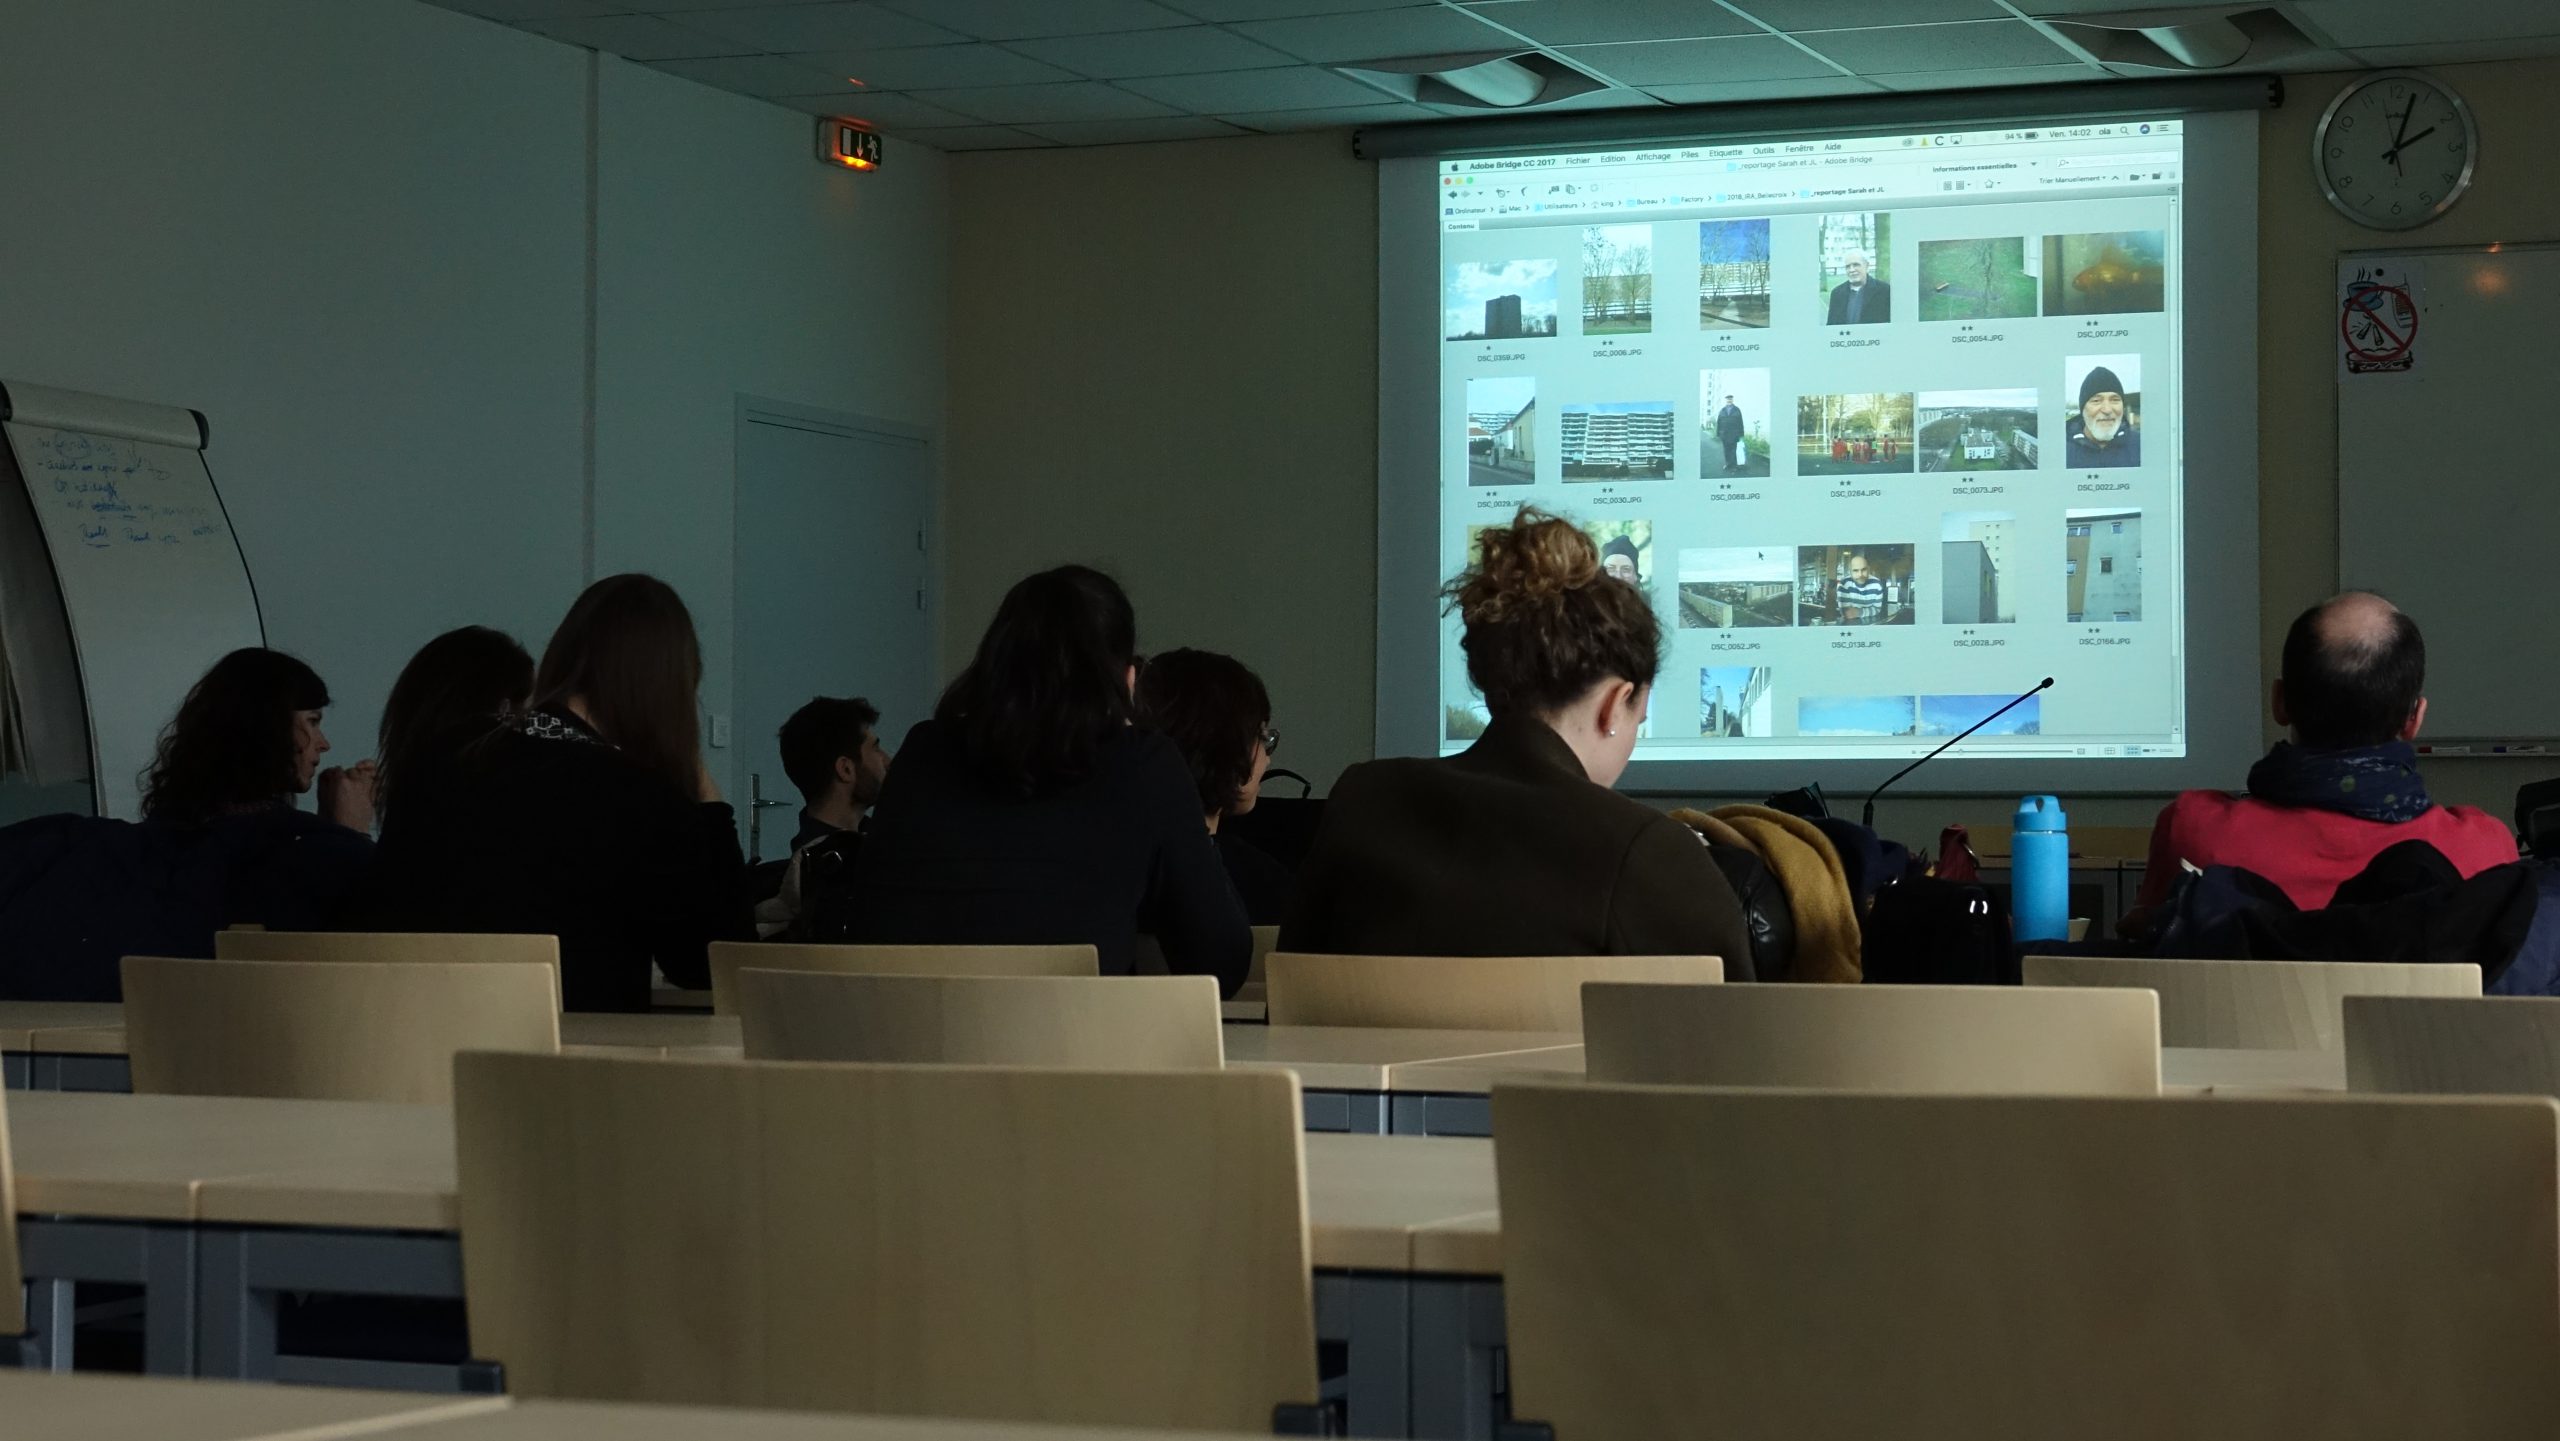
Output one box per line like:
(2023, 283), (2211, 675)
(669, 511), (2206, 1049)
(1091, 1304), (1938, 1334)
(2315, 72), (2477, 230)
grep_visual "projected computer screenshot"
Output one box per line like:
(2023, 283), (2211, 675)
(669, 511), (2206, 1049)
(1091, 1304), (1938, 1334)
(1435, 121), (2187, 763)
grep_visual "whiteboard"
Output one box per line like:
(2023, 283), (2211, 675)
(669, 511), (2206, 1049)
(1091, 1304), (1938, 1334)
(0, 382), (264, 819)
(2338, 244), (2560, 744)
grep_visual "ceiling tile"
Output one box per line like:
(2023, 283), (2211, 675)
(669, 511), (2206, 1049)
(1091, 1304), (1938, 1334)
(515, 14), (749, 59)
(1221, 100), (1447, 129)
(767, 91), (989, 127)
(1503, 86), (1662, 111)
(1794, 19), (2078, 74)
(869, 0), (1194, 40)
(2297, 0), (2560, 48)
(918, 81), (1183, 123)
(425, 0), (621, 20)
(1120, 64), (1402, 109)
(2339, 35), (2560, 64)
(791, 43), (1081, 88)
(1560, 34), (1843, 86)
(1642, 74), (1883, 103)
(1009, 25), (1300, 77)
(646, 53), (850, 95)
(1873, 61), (2099, 90)
(907, 125), (1057, 150)
(1231, 5), (1525, 64)
(657, 4), (965, 52)
(1016, 116), (1252, 144)
(617, 0), (875, 9)
(1460, 0), (1760, 47)
(1732, 0), (2007, 25)
(1157, 0), (1437, 19)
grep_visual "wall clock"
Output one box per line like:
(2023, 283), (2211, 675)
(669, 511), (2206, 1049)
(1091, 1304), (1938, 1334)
(2314, 70), (2477, 230)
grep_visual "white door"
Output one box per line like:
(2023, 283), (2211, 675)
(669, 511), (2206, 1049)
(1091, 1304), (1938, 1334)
(733, 404), (931, 862)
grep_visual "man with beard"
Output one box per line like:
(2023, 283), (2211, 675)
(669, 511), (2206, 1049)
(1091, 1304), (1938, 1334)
(757, 696), (893, 936)
(2067, 365), (2140, 468)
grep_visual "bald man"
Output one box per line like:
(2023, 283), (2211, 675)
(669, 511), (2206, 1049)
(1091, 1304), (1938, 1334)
(2133, 593), (2515, 913)
(1826, 250), (1890, 325)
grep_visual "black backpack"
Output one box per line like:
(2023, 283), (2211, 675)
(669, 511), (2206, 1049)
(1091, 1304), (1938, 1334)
(1862, 875), (2016, 985)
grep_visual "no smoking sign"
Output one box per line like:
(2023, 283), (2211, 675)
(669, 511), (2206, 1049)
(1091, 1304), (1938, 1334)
(2340, 269), (2421, 375)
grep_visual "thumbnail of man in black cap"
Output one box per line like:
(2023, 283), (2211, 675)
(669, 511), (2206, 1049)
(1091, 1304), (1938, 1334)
(2066, 364), (2140, 468)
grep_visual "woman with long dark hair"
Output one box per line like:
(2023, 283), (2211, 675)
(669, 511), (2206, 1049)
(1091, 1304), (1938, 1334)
(143, 647), (374, 832)
(845, 565), (1249, 992)
(365, 576), (749, 1010)
(0, 648), (374, 999)
(373, 625), (534, 828)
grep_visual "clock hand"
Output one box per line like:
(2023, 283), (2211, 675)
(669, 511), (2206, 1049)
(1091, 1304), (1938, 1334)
(2383, 125), (2439, 163)
(2385, 99), (2414, 175)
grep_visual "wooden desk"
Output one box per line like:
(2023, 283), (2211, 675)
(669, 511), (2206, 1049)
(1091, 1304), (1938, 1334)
(0, 1369), (507, 1441)
(7, 1088), (1500, 1435)
(9, 1091), (1497, 1275)
(1223, 1025), (1578, 1133)
(2160, 1046), (2348, 1093)
(0, 1000), (124, 1049)
(2, 1009), (743, 1089)
(339, 1395), (1262, 1440)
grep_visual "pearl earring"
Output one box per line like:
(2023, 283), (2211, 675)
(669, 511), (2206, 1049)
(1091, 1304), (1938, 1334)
(1606, 727), (1618, 737)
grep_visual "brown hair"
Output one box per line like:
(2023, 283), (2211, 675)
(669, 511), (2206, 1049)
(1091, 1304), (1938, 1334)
(1444, 508), (1660, 716)
(532, 574), (703, 799)
(1135, 648), (1271, 817)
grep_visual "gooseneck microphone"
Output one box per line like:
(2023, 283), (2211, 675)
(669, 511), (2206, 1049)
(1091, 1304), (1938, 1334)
(1861, 677), (2054, 829)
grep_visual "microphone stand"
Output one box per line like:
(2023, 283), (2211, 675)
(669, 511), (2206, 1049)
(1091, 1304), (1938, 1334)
(1861, 677), (2054, 829)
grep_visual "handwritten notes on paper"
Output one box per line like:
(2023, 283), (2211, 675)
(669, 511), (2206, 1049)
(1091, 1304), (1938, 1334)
(19, 429), (223, 549)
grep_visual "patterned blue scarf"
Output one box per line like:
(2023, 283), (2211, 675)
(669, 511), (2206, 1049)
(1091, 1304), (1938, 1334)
(2245, 740), (2432, 825)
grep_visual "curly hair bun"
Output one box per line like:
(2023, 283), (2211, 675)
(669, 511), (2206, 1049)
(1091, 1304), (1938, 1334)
(1456, 507), (1600, 626)
(1441, 506), (1662, 717)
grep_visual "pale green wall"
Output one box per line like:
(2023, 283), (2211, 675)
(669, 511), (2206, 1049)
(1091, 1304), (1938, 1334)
(947, 132), (1378, 792)
(0, 0), (950, 809)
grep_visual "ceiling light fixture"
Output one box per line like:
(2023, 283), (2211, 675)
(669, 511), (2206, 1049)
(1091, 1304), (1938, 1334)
(2033, 5), (2314, 73)
(1334, 49), (1620, 111)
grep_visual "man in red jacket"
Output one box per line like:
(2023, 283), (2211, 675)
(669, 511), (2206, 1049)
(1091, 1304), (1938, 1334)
(2135, 592), (2515, 915)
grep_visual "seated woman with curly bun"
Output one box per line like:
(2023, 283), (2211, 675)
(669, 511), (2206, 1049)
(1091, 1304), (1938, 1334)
(1280, 507), (1749, 967)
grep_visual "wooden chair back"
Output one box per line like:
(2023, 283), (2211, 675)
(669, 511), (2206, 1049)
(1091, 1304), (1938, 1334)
(215, 930), (561, 998)
(708, 941), (1098, 1015)
(2346, 994), (2560, 1097)
(737, 972), (1224, 1069)
(0, 1086), (20, 1337)
(2021, 954), (2480, 1050)
(455, 1053), (1314, 1427)
(1584, 982), (2161, 1094)
(1265, 952), (1719, 1031)
(1496, 1082), (2560, 1440)
(1248, 926), (1279, 986)
(122, 957), (559, 1104)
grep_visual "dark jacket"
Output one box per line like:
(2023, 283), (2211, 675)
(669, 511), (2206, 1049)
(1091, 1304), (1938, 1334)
(0, 808), (373, 1001)
(842, 719), (1251, 995)
(361, 710), (750, 1012)
(2150, 839), (2540, 989)
(2065, 417), (2141, 468)
(1217, 829), (1297, 928)
(1278, 715), (1753, 968)
(1827, 278), (1890, 325)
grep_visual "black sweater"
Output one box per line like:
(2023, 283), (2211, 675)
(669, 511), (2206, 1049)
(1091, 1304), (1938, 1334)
(843, 719), (1251, 995)
(362, 710), (750, 1012)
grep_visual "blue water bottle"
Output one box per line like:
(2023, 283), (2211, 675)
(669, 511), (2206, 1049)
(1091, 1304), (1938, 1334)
(2012, 795), (2070, 944)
